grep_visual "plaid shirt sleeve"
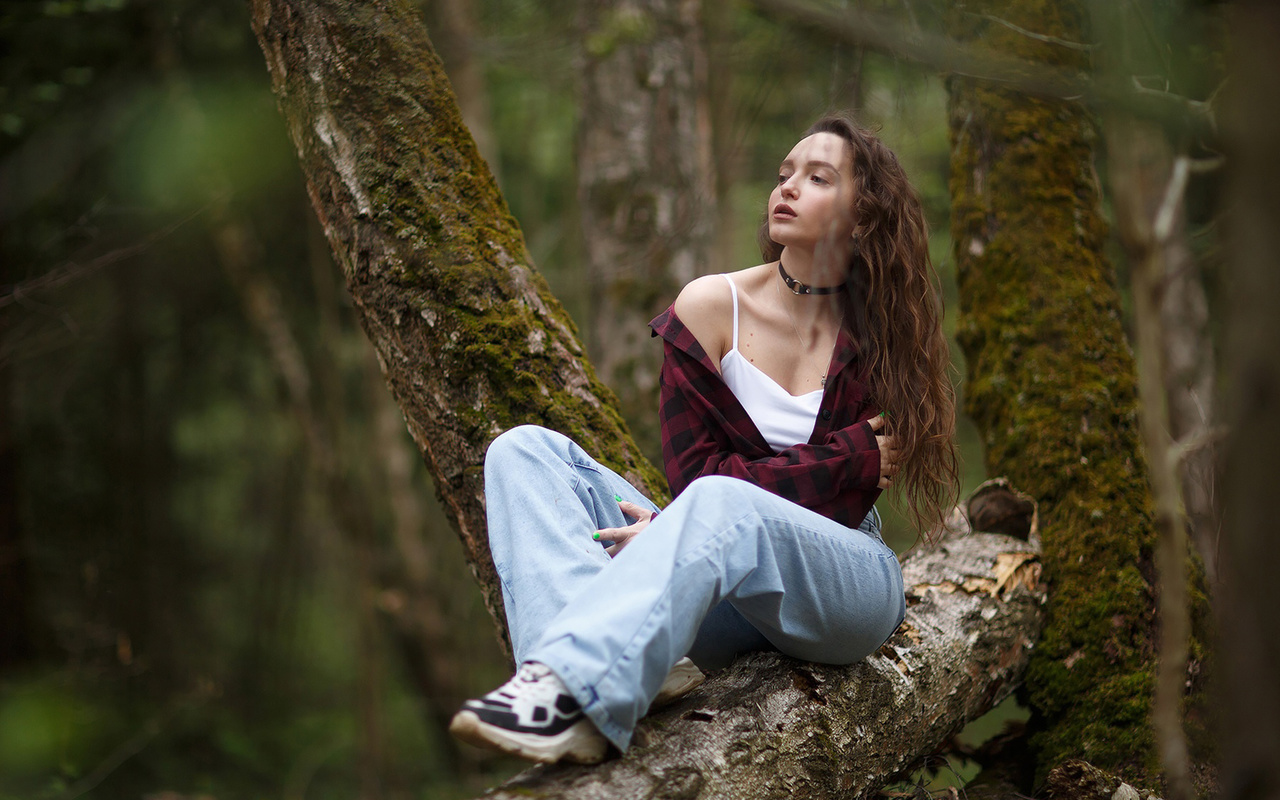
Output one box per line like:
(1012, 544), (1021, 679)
(650, 306), (882, 528)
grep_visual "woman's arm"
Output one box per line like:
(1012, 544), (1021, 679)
(658, 340), (887, 519)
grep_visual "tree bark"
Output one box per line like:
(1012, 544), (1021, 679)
(576, 0), (716, 458)
(1219, 2), (1280, 796)
(946, 0), (1171, 783)
(248, 0), (667, 656)
(478, 526), (1043, 800)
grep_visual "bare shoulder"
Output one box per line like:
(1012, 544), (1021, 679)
(673, 273), (734, 366)
(731, 263), (776, 300)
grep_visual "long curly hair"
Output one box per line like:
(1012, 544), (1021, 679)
(758, 112), (959, 540)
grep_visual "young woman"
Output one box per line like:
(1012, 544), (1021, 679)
(449, 112), (959, 765)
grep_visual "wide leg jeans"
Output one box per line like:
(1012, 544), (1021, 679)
(483, 425), (905, 751)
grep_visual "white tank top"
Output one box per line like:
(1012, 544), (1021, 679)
(718, 274), (822, 453)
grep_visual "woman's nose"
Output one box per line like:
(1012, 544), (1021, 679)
(780, 179), (798, 200)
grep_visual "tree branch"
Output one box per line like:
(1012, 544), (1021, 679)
(743, 0), (1213, 137)
(0, 206), (206, 311)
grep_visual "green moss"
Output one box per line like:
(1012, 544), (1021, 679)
(407, 289), (667, 501)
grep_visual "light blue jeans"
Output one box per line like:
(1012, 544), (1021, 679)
(484, 425), (905, 751)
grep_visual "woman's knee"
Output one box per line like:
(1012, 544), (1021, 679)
(679, 474), (761, 508)
(487, 424), (559, 455)
(484, 425), (563, 475)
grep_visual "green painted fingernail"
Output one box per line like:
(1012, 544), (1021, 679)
(593, 532), (601, 541)
(615, 494), (623, 502)
(879, 411), (886, 418)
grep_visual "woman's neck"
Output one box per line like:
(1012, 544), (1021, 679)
(778, 246), (848, 291)
(773, 249), (847, 332)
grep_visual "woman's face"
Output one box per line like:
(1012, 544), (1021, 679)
(767, 132), (858, 258)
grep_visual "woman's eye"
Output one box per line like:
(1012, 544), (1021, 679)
(810, 175), (828, 185)
(777, 173), (789, 185)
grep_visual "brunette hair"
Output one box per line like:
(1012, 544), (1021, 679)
(759, 112), (959, 540)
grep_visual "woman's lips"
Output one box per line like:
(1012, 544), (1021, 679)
(772, 203), (796, 219)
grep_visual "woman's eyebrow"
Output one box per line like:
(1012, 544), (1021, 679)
(779, 158), (840, 172)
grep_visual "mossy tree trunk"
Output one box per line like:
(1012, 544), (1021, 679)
(576, 0), (716, 459)
(947, 0), (1172, 783)
(248, 0), (666, 658)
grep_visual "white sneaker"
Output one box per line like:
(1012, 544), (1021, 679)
(652, 657), (705, 707)
(448, 662), (608, 764)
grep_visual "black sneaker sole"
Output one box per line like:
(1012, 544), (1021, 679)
(449, 709), (608, 765)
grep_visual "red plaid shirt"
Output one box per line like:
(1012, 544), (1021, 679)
(649, 305), (883, 528)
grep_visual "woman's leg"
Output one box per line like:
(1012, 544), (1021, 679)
(483, 425), (659, 663)
(527, 475), (905, 751)
(686, 506), (885, 670)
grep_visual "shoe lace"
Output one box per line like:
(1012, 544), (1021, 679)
(495, 662), (563, 706)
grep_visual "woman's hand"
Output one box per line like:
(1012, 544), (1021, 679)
(868, 414), (900, 490)
(596, 500), (657, 557)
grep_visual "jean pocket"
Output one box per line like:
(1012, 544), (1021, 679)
(856, 506), (883, 542)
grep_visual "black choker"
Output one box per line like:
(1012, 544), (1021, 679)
(778, 261), (844, 296)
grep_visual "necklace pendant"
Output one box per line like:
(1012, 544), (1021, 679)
(820, 375), (827, 388)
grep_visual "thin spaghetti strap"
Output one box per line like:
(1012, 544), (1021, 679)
(720, 273), (739, 350)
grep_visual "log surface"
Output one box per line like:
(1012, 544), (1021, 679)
(481, 530), (1044, 799)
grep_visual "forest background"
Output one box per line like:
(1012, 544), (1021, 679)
(1, 0), (1268, 798)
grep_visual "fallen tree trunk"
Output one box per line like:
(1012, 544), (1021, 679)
(480, 524), (1045, 799)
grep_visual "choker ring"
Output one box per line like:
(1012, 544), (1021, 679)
(778, 261), (844, 296)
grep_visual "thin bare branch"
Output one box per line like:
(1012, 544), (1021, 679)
(971, 11), (1098, 51)
(1169, 424), (1229, 469)
(1188, 155), (1225, 174)
(743, 0), (1212, 136)
(1154, 156), (1191, 244)
(0, 206), (208, 310)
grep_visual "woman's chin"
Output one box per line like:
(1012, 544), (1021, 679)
(767, 228), (805, 249)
